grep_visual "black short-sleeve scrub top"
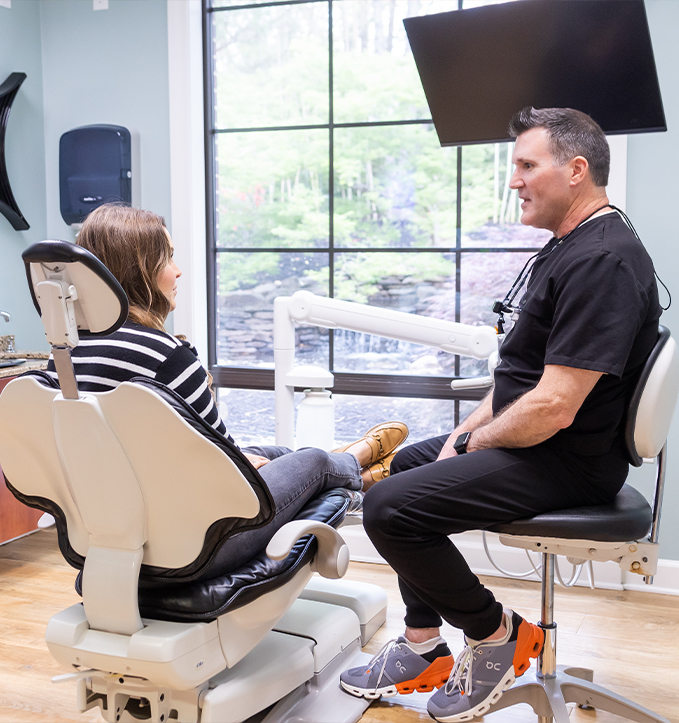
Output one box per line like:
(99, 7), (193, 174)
(492, 211), (662, 457)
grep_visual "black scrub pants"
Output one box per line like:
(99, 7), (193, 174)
(362, 434), (629, 641)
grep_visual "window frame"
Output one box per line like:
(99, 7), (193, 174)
(200, 0), (626, 417)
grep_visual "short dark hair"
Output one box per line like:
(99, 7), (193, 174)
(508, 107), (610, 187)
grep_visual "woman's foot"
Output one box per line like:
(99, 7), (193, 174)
(361, 451), (397, 491)
(333, 421), (409, 468)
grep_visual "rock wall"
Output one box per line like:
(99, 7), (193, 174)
(217, 273), (459, 373)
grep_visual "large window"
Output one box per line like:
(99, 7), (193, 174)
(203, 0), (550, 446)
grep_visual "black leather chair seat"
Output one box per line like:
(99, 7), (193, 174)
(74, 487), (352, 623)
(489, 484), (652, 542)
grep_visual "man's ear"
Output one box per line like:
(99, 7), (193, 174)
(569, 156), (589, 186)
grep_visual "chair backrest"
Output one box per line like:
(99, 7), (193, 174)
(625, 326), (679, 466)
(0, 373), (278, 634)
(0, 375), (264, 569)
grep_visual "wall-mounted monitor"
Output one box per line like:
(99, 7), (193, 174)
(403, 0), (666, 146)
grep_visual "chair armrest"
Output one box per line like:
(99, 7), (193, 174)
(266, 520), (350, 579)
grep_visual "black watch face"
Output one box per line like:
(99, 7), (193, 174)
(454, 432), (470, 453)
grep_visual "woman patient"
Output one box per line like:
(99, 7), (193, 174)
(46, 203), (407, 573)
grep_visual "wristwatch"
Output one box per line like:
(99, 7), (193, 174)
(453, 431), (472, 455)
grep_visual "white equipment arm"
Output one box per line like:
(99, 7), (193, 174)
(274, 291), (497, 448)
(287, 291), (496, 359)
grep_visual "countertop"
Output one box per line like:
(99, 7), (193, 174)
(0, 351), (49, 379)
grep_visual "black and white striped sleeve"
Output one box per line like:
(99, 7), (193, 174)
(155, 344), (228, 437)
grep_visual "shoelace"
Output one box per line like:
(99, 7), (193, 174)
(444, 643), (476, 697)
(365, 638), (407, 693)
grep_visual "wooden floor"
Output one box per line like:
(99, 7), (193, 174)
(1, 528), (678, 723)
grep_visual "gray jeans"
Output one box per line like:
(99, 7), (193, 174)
(208, 446), (361, 576)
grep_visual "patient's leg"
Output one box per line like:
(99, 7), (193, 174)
(204, 447), (361, 577)
(241, 444), (293, 461)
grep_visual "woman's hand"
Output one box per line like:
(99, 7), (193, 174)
(244, 452), (270, 469)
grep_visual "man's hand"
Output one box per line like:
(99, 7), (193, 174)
(244, 452), (270, 469)
(437, 434), (460, 461)
(436, 393), (494, 461)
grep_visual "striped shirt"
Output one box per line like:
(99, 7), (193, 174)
(46, 321), (227, 437)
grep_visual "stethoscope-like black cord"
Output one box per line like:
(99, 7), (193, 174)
(608, 204), (671, 311)
(494, 204), (671, 334)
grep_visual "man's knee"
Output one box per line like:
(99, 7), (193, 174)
(362, 483), (396, 540)
(391, 445), (418, 475)
(391, 435), (445, 474)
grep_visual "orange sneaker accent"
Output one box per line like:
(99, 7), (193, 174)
(395, 654), (454, 695)
(512, 620), (544, 676)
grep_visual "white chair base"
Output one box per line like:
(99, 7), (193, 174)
(55, 580), (387, 723)
(486, 665), (670, 723)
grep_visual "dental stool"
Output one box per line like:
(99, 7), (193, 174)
(0, 241), (387, 723)
(487, 325), (678, 723)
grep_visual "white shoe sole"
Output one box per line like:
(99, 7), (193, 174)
(340, 679), (399, 700)
(430, 670), (516, 722)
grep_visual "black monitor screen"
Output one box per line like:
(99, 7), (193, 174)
(403, 0), (666, 146)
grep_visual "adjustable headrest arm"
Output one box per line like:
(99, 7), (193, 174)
(22, 241), (129, 399)
(51, 347), (79, 400)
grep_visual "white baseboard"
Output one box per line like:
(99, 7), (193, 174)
(622, 557), (679, 595)
(341, 524), (679, 596)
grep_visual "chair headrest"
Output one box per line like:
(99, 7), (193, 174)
(22, 240), (128, 346)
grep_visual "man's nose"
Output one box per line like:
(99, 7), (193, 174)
(509, 168), (522, 189)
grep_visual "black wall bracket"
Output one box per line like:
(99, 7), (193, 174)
(0, 72), (29, 231)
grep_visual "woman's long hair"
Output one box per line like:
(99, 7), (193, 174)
(77, 204), (172, 330)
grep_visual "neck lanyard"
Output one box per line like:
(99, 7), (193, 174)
(493, 204), (612, 334)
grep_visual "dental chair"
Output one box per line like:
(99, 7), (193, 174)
(0, 241), (387, 723)
(486, 325), (679, 723)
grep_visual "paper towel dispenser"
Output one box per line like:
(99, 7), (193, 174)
(59, 124), (139, 226)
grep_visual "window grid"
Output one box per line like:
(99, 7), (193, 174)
(203, 0), (534, 419)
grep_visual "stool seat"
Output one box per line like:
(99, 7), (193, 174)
(489, 484), (652, 542)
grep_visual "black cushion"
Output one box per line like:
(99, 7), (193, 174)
(489, 484), (652, 542)
(74, 487), (352, 622)
(132, 489), (349, 622)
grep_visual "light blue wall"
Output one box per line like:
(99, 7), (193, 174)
(0, 2), (48, 351)
(626, 0), (679, 559)
(0, 0), (171, 351)
(39, 0), (171, 242)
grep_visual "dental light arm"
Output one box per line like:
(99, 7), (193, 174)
(287, 291), (497, 359)
(274, 291), (498, 447)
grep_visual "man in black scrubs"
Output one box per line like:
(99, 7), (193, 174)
(340, 107), (662, 722)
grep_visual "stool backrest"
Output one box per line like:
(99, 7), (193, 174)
(625, 326), (679, 467)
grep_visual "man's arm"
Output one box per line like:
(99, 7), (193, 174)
(438, 364), (603, 460)
(469, 364), (602, 452)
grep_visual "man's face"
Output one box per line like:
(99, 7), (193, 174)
(509, 127), (573, 234)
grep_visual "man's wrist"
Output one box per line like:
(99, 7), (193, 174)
(453, 431), (473, 455)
